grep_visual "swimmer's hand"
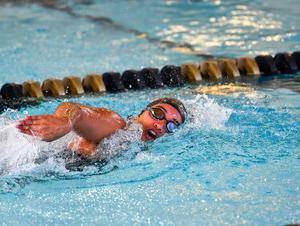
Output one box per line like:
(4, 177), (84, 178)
(16, 115), (72, 142)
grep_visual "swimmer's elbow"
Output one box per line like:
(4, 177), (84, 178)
(55, 102), (83, 124)
(116, 117), (126, 129)
(108, 111), (126, 130)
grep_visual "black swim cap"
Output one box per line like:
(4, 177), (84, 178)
(147, 97), (187, 123)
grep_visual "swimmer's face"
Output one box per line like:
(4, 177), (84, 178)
(137, 103), (183, 141)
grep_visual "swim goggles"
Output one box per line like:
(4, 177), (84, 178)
(147, 106), (179, 133)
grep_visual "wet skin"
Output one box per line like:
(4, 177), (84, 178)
(137, 103), (183, 141)
(17, 102), (183, 157)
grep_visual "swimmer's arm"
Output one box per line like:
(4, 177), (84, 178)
(17, 102), (126, 145)
(54, 102), (126, 143)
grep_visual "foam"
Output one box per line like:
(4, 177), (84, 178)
(135, 151), (162, 162)
(0, 112), (77, 174)
(95, 120), (143, 160)
(0, 115), (143, 175)
(184, 94), (233, 130)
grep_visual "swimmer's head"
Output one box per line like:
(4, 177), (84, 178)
(137, 98), (187, 141)
(147, 98), (187, 123)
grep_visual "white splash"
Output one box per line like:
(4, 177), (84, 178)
(135, 151), (162, 162)
(95, 120), (143, 160)
(0, 115), (143, 175)
(0, 115), (76, 175)
(184, 94), (233, 130)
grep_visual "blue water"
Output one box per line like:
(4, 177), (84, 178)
(0, 1), (300, 225)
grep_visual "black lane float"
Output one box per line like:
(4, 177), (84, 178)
(1, 51), (300, 112)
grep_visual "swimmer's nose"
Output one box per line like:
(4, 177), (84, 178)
(153, 122), (164, 134)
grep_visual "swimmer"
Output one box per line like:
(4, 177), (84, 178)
(16, 98), (187, 158)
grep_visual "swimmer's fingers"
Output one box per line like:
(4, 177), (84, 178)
(17, 122), (37, 130)
(17, 125), (54, 141)
(17, 117), (38, 127)
(19, 115), (50, 125)
(17, 115), (71, 141)
(17, 123), (45, 135)
(20, 123), (68, 141)
(17, 116), (59, 131)
(17, 127), (32, 135)
(16, 125), (38, 136)
(27, 115), (69, 125)
(16, 123), (32, 131)
(18, 124), (47, 133)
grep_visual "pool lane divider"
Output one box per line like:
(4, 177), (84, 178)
(82, 74), (106, 93)
(0, 51), (300, 112)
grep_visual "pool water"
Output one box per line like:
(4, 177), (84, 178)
(0, 1), (300, 225)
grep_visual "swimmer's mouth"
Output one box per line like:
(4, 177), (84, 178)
(147, 129), (157, 139)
